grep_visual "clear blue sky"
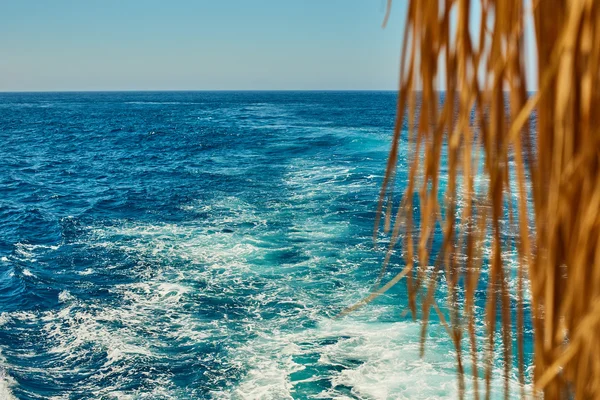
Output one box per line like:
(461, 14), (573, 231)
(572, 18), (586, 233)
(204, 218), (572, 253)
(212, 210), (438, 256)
(0, 0), (537, 92)
(0, 0), (408, 91)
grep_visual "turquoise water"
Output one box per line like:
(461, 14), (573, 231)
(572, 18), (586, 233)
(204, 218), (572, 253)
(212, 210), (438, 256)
(0, 91), (532, 399)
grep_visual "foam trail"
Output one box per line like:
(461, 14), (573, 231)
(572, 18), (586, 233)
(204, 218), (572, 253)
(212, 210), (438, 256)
(0, 367), (17, 400)
(0, 91), (533, 398)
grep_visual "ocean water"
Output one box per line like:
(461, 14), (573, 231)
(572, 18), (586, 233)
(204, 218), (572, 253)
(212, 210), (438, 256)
(0, 91), (532, 399)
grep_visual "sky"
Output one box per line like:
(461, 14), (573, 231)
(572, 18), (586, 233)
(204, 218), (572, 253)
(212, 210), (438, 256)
(0, 0), (536, 92)
(0, 0), (408, 91)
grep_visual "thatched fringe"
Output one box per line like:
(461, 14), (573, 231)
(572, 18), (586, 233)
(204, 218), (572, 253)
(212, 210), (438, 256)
(342, 0), (600, 398)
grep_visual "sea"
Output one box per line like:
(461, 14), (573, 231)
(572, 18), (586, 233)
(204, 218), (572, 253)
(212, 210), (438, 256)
(0, 91), (533, 399)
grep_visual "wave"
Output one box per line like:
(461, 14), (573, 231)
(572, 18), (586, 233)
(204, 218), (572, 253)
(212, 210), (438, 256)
(0, 91), (536, 399)
(0, 369), (17, 400)
(229, 317), (531, 399)
(123, 101), (205, 105)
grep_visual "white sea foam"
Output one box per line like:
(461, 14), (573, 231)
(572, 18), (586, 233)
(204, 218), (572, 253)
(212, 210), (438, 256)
(0, 369), (17, 400)
(229, 316), (530, 400)
(6, 311), (37, 323)
(21, 269), (34, 277)
(78, 268), (95, 276)
(1, 145), (534, 398)
(58, 290), (74, 303)
(29, 195), (275, 397)
(12, 243), (61, 264)
(0, 314), (10, 328)
(0, 347), (17, 400)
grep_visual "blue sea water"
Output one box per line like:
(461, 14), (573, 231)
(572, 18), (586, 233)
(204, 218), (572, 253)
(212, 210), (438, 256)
(0, 91), (532, 399)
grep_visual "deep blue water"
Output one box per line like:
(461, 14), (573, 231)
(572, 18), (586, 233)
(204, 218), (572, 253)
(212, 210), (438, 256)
(0, 91), (531, 399)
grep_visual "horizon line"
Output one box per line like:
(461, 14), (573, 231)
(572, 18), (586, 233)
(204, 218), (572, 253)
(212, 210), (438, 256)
(0, 89), (400, 94)
(0, 89), (538, 94)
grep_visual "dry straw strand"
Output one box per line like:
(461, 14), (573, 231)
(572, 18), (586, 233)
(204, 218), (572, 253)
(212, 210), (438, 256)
(343, 0), (600, 398)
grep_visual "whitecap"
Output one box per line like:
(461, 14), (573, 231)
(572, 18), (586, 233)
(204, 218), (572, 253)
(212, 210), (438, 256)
(0, 368), (17, 400)
(58, 290), (74, 303)
(21, 269), (34, 277)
